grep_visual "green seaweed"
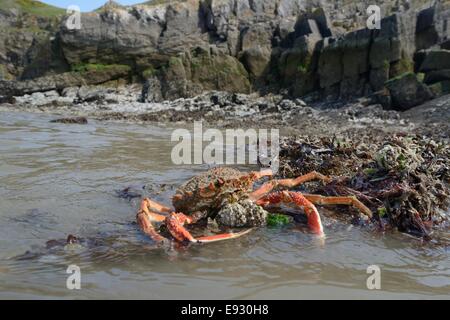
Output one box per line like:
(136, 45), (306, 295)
(71, 63), (130, 73)
(385, 72), (416, 84)
(267, 214), (292, 227)
(142, 66), (157, 78)
(377, 207), (387, 218)
(296, 54), (312, 75)
(363, 168), (378, 176)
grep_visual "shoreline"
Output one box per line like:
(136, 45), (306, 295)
(1, 88), (449, 240)
(2, 86), (450, 138)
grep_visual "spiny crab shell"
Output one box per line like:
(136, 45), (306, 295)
(172, 167), (268, 227)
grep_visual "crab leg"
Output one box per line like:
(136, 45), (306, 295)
(137, 210), (167, 243)
(196, 229), (253, 243)
(137, 198), (170, 243)
(166, 213), (252, 244)
(303, 194), (373, 218)
(141, 197), (172, 214)
(256, 191), (325, 236)
(253, 168), (274, 179)
(250, 171), (332, 200)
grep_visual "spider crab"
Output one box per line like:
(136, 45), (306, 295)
(137, 167), (373, 244)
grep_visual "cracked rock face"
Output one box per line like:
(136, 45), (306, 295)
(2, 0), (450, 106)
(216, 199), (268, 227)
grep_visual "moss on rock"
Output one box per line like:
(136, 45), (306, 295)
(142, 66), (158, 79)
(390, 58), (415, 78)
(155, 49), (251, 99)
(71, 63), (130, 74)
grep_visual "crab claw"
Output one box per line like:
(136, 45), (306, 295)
(257, 191), (325, 236)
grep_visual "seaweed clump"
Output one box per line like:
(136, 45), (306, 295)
(278, 134), (450, 239)
(267, 213), (293, 227)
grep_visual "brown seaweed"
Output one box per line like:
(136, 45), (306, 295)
(278, 133), (450, 239)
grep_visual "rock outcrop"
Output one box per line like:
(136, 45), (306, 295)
(385, 73), (434, 111)
(0, 0), (67, 80)
(2, 0), (450, 109)
(0, 64), (130, 97)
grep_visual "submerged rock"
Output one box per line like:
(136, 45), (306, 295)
(115, 185), (146, 200)
(50, 116), (88, 124)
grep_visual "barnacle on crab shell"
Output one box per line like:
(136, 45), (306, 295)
(216, 199), (268, 227)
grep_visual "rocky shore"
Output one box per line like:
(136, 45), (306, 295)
(1, 0), (450, 126)
(1, 0), (450, 108)
(1, 83), (449, 137)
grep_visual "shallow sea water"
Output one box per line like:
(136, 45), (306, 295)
(0, 111), (448, 299)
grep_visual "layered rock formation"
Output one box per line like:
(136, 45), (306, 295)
(0, 0), (67, 80)
(1, 0), (450, 109)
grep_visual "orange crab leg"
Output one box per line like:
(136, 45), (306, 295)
(303, 194), (373, 218)
(141, 197), (172, 215)
(253, 168), (274, 179)
(137, 198), (172, 243)
(166, 212), (252, 243)
(250, 171), (332, 200)
(137, 210), (167, 243)
(196, 229), (253, 243)
(165, 213), (197, 242)
(257, 191), (325, 236)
